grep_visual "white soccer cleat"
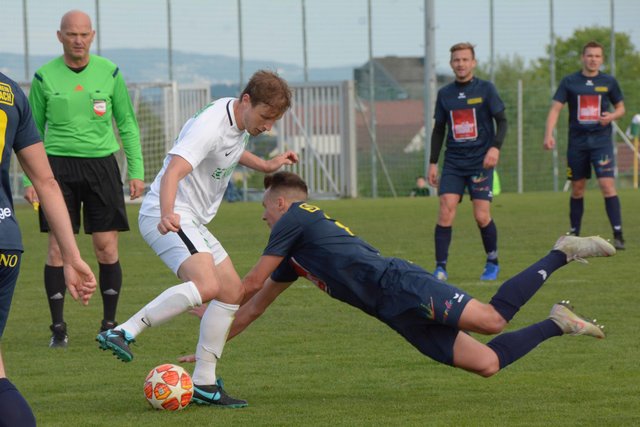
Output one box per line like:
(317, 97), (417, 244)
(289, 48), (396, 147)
(549, 300), (605, 339)
(553, 235), (616, 264)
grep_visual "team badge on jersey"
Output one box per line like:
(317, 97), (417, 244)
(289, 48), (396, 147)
(450, 108), (478, 141)
(0, 83), (14, 106)
(577, 94), (601, 123)
(93, 99), (107, 117)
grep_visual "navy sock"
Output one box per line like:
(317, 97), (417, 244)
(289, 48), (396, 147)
(490, 250), (566, 322)
(100, 261), (123, 322)
(604, 196), (623, 237)
(44, 265), (66, 324)
(480, 219), (498, 264)
(569, 197), (583, 235)
(0, 378), (36, 427)
(434, 225), (452, 268)
(487, 319), (563, 370)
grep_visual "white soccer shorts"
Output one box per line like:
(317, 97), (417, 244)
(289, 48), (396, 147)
(138, 214), (228, 275)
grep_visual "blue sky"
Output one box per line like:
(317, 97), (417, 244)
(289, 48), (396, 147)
(2, 0), (639, 74)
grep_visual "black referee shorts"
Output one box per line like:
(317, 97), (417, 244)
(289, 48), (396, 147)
(39, 155), (130, 234)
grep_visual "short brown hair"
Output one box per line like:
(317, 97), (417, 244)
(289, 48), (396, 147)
(450, 42), (476, 59)
(241, 70), (292, 116)
(264, 171), (308, 196)
(582, 40), (604, 55)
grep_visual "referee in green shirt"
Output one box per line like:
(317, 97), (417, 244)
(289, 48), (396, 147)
(24, 10), (144, 348)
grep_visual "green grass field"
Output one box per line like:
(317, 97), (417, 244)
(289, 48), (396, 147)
(4, 189), (639, 426)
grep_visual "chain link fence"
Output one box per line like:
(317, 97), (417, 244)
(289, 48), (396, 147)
(3, 0), (639, 198)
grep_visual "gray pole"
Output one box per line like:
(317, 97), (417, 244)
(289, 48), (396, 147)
(302, 0), (309, 82)
(167, 0), (173, 81)
(610, 0), (615, 77)
(95, 0), (101, 55)
(424, 0), (435, 178)
(368, 0), (377, 197)
(550, 0), (558, 192)
(489, 0), (495, 83)
(238, 0), (244, 89)
(22, 0), (29, 81)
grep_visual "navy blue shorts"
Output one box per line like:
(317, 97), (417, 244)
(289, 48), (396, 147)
(39, 155), (130, 234)
(439, 168), (494, 201)
(0, 250), (22, 338)
(567, 144), (616, 180)
(377, 258), (472, 365)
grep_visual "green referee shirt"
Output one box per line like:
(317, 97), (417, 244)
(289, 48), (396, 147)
(25, 54), (143, 185)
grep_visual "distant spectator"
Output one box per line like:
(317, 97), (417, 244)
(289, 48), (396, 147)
(409, 176), (430, 197)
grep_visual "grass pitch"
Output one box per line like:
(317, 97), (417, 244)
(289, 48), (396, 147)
(4, 189), (639, 426)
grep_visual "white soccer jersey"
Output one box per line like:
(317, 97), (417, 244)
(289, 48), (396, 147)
(139, 97), (248, 225)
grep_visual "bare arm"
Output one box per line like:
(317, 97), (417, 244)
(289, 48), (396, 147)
(17, 143), (97, 304)
(239, 150), (298, 173)
(229, 277), (293, 341)
(157, 155), (193, 234)
(544, 101), (564, 150)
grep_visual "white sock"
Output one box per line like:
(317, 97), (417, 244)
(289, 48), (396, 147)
(117, 281), (202, 338)
(191, 300), (239, 385)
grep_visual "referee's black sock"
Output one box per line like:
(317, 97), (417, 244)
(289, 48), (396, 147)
(100, 261), (122, 323)
(44, 264), (66, 325)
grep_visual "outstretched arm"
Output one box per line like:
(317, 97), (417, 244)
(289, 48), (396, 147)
(17, 143), (97, 304)
(229, 277), (293, 340)
(239, 150), (298, 173)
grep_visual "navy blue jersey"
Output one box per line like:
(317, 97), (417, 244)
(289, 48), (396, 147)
(0, 73), (42, 251)
(434, 78), (504, 173)
(553, 71), (623, 147)
(264, 202), (392, 317)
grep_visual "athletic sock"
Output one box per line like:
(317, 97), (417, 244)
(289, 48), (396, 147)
(191, 300), (239, 385)
(604, 196), (623, 237)
(435, 224), (452, 268)
(487, 319), (563, 370)
(44, 265), (66, 325)
(99, 261), (122, 323)
(489, 250), (566, 322)
(569, 197), (583, 235)
(0, 378), (36, 427)
(480, 219), (498, 264)
(117, 281), (202, 338)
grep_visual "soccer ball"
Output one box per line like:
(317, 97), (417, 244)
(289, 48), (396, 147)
(144, 364), (193, 411)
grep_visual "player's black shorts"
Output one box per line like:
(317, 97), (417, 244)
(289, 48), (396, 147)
(39, 155), (130, 234)
(377, 258), (472, 365)
(566, 142), (616, 181)
(0, 250), (21, 337)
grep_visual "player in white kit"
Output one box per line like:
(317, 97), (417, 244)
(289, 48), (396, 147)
(97, 70), (297, 407)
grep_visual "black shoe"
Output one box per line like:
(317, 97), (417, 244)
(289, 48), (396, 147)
(192, 378), (248, 408)
(613, 236), (625, 250)
(96, 328), (135, 362)
(49, 322), (68, 348)
(99, 320), (118, 333)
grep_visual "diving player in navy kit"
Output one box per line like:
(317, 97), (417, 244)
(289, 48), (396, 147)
(428, 42), (508, 282)
(221, 171), (615, 378)
(544, 41), (626, 249)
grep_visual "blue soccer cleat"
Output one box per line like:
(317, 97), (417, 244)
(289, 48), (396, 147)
(434, 266), (448, 281)
(192, 378), (248, 408)
(96, 328), (135, 362)
(480, 262), (499, 281)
